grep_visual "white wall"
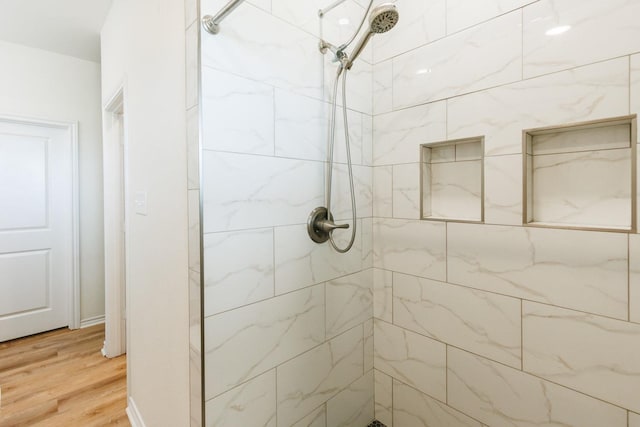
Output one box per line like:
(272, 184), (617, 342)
(101, 0), (190, 425)
(0, 40), (105, 322)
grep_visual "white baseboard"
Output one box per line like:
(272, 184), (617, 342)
(80, 315), (105, 328)
(127, 397), (147, 427)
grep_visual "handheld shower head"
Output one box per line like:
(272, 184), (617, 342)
(345, 3), (398, 69)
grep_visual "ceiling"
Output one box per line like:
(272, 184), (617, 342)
(0, 0), (113, 62)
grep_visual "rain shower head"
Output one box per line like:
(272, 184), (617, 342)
(345, 3), (399, 69)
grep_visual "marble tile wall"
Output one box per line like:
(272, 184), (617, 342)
(199, 0), (375, 425)
(371, 0), (640, 425)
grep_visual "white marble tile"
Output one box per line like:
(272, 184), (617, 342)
(324, 59), (373, 116)
(205, 285), (324, 398)
(456, 142), (482, 161)
(187, 106), (199, 190)
(373, 268), (392, 323)
(321, 0), (372, 63)
(330, 164), (371, 220)
(190, 345), (202, 427)
(392, 163), (420, 220)
(632, 54), (640, 123)
(202, 152), (324, 233)
(326, 270), (373, 338)
(631, 235), (640, 324)
(373, 0), (446, 63)
(631, 412), (640, 427)
(202, 67), (274, 155)
(448, 347), (627, 427)
(447, 0), (535, 34)
(447, 223), (628, 319)
(429, 160), (482, 221)
(203, 228), (274, 316)
(374, 320), (446, 401)
(523, 0), (640, 79)
(274, 224), (362, 294)
(392, 10), (521, 109)
(331, 106), (364, 166)
(291, 405), (326, 427)
(374, 370), (393, 427)
(271, 0), (324, 37)
(364, 318), (373, 373)
(373, 166), (393, 217)
(362, 218), (373, 269)
(188, 190), (201, 273)
(531, 148), (632, 229)
(205, 370), (276, 427)
(186, 22), (198, 109)
(326, 372), (374, 427)
(523, 302), (640, 412)
(373, 60), (393, 116)
(202, 0), (270, 14)
(277, 326), (364, 427)
(189, 269), (202, 353)
(373, 101), (447, 166)
(531, 124), (631, 155)
(484, 154), (522, 226)
(373, 218), (446, 280)
(394, 272), (521, 368)
(430, 146), (456, 163)
(394, 381), (480, 427)
(201, 2), (323, 100)
(274, 89), (327, 162)
(362, 114), (373, 166)
(448, 57), (630, 156)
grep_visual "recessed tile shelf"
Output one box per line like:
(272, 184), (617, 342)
(523, 115), (637, 232)
(421, 137), (484, 223)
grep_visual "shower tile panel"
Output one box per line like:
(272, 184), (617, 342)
(186, 106), (199, 190)
(531, 124), (631, 155)
(392, 11), (521, 109)
(203, 228), (274, 316)
(331, 164), (372, 220)
(201, 2), (323, 100)
(428, 160), (482, 221)
(531, 148), (632, 229)
(373, 268), (392, 323)
(429, 146), (456, 163)
(277, 326), (364, 427)
(188, 190), (201, 273)
(483, 154), (522, 225)
(202, 151), (324, 233)
(364, 318), (374, 373)
(362, 218), (373, 269)
(329, 104), (364, 166)
(326, 270), (373, 339)
(374, 370), (393, 427)
(374, 320), (446, 402)
(447, 223), (628, 319)
(319, 0), (375, 64)
(205, 370), (276, 427)
(274, 88), (327, 162)
(446, 0), (535, 35)
(373, 101), (447, 166)
(204, 285), (324, 399)
(630, 234), (640, 324)
(202, 67), (274, 155)
(447, 347), (627, 427)
(274, 223), (362, 295)
(373, 218), (446, 281)
(522, 302), (640, 412)
(632, 55), (640, 137)
(447, 57), (629, 156)
(291, 405), (326, 427)
(373, 60), (393, 115)
(323, 59), (373, 115)
(372, 0), (446, 64)
(393, 381), (481, 427)
(392, 163), (420, 220)
(393, 273), (522, 368)
(373, 166), (393, 217)
(523, 0), (640, 79)
(631, 412), (640, 427)
(363, 115), (373, 166)
(455, 142), (482, 161)
(326, 371), (374, 427)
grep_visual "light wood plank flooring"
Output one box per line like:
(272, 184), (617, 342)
(0, 324), (129, 426)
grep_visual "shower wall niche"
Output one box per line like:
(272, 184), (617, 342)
(524, 116), (637, 232)
(421, 137), (484, 222)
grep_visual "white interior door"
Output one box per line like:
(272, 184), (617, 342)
(0, 118), (75, 342)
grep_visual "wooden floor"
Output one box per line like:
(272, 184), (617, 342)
(0, 325), (129, 426)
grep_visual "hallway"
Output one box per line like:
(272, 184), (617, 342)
(0, 325), (128, 426)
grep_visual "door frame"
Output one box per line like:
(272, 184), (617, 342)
(0, 114), (80, 330)
(102, 86), (129, 358)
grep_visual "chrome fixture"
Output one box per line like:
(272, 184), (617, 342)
(308, 3), (399, 253)
(202, 0), (246, 34)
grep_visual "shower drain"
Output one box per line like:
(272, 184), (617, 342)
(367, 421), (387, 427)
